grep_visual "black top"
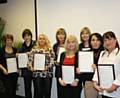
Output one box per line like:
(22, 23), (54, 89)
(0, 47), (17, 75)
(79, 43), (103, 82)
(19, 40), (36, 76)
(19, 40), (36, 53)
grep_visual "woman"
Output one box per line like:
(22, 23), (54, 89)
(78, 27), (92, 98)
(79, 27), (91, 51)
(0, 34), (18, 98)
(53, 28), (67, 98)
(19, 29), (36, 98)
(93, 31), (120, 98)
(28, 33), (55, 98)
(83, 33), (104, 98)
(58, 35), (82, 98)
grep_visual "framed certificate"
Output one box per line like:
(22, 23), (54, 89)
(78, 51), (94, 72)
(57, 47), (65, 62)
(62, 65), (74, 84)
(97, 64), (115, 88)
(17, 53), (28, 68)
(33, 53), (45, 70)
(6, 57), (18, 73)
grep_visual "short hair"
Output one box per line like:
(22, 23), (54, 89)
(3, 34), (14, 43)
(56, 28), (67, 44)
(80, 27), (91, 42)
(64, 35), (79, 53)
(22, 29), (32, 39)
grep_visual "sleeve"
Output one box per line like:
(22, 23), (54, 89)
(92, 69), (99, 83)
(75, 52), (79, 79)
(113, 74), (120, 86)
(57, 52), (65, 78)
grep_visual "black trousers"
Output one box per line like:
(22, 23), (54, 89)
(56, 78), (62, 98)
(3, 73), (18, 98)
(60, 82), (82, 98)
(102, 95), (114, 98)
(33, 77), (52, 98)
(23, 75), (32, 98)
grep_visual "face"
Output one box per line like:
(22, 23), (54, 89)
(38, 35), (46, 46)
(24, 34), (32, 42)
(5, 38), (13, 47)
(90, 35), (101, 49)
(67, 40), (76, 51)
(104, 37), (117, 51)
(81, 31), (89, 42)
(57, 33), (65, 42)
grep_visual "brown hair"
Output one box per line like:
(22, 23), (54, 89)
(56, 28), (67, 44)
(3, 34), (14, 43)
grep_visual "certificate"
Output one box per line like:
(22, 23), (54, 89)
(97, 64), (115, 88)
(78, 51), (94, 72)
(6, 57), (18, 73)
(57, 47), (65, 62)
(33, 53), (45, 70)
(62, 65), (74, 84)
(17, 53), (28, 68)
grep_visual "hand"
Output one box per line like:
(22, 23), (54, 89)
(58, 78), (67, 86)
(71, 80), (78, 86)
(91, 64), (97, 70)
(93, 82), (104, 92)
(3, 68), (8, 75)
(28, 65), (35, 71)
(76, 67), (81, 74)
(105, 84), (118, 93)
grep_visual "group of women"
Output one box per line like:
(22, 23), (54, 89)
(0, 27), (120, 98)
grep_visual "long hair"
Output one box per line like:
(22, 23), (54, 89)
(80, 27), (91, 42)
(64, 35), (79, 53)
(56, 28), (67, 44)
(102, 31), (119, 56)
(34, 33), (51, 51)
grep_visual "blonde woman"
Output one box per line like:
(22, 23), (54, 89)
(28, 33), (55, 98)
(58, 35), (82, 98)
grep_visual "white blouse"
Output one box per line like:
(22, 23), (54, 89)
(93, 48), (120, 97)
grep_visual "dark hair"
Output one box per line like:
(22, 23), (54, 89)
(102, 31), (119, 56)
(22, 29), (32, 39)
(3, 34), (14, 43)
(56, 28), (67, 44)
(103, 31), (119, 49)
(80, 27), (91, 42)
(89, 33), (103, 50)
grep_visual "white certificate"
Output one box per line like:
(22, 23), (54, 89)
(18, 53), (28, 68)
(78, 51), (94, 72)
(62, 66), (74, 84)
(57, 47), (65, 62)
(97, 64), (115, 88)
(34, 53), (45, 70)
(6, 57), (17, 73)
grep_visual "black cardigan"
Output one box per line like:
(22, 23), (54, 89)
(0, 47), (17, 73)
(57, 52), (79, 80)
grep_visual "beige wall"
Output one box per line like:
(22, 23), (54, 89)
(0, 0), (35, 42)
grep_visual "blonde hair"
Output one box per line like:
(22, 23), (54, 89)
(64, 35), (79, 53)
(80, 27), (91, 42)
(34, 33), (51, 50)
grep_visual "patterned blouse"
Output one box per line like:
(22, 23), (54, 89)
(28, 48), (55, 78)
